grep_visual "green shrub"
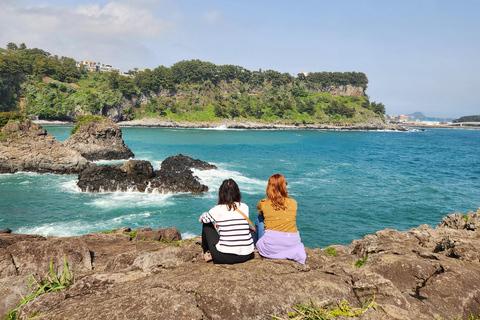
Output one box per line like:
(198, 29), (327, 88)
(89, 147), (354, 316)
(0, 111), (26, 129)
(70, 114), (105, 134)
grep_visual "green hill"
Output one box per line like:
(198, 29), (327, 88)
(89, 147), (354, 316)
(0, 42), (386, 125)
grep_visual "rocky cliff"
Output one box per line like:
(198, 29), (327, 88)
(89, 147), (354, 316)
(2, 208), (480, 319)
(0, 120), (90, 174)
(61, 118), (134, 161)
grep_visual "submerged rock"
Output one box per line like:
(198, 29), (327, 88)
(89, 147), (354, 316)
(0, 120), (90, 174)
(62, 118), (134, 161)
(77, 154), (216, 194)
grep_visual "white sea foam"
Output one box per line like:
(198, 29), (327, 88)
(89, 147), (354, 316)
(93, 159), (128, 165)
(61, 179), (82, 193)
(181, 231), (197, 239)
(199, 125), (245, 131)
(17, 211), (156, 237)
(193, 166), (264, 195)
(88, 192), (174, 210)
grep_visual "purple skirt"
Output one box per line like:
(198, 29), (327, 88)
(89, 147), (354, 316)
(256, 229), (306, 264)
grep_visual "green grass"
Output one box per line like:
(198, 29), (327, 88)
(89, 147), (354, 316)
(352, 255), (368, 268)
(70, 114), (106, 134)
(324, 247), (337, 257)
(4, 255), (75, 320)
(272, 299), (377, 320)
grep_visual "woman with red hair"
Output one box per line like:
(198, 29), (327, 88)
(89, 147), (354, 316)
(255, 173), (306, 264)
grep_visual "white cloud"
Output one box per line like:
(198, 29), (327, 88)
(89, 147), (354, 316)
(74, 2), (169, 38)
(0, 1), (176, 70)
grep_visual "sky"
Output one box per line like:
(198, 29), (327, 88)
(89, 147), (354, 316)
(0, 0), (478, 118)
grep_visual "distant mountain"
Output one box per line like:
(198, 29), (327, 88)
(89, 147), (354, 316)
(407, 112), (453, 122)
(408, 112), (425, 119)
(453, 115), (480, 123)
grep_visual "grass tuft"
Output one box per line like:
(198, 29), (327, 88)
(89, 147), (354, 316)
(324, 247), (337, 257)
(4, 255), (75, 320)
(272, 298), (376, 319)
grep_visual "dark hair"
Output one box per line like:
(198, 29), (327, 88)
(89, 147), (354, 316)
(218, 179), (241, 210)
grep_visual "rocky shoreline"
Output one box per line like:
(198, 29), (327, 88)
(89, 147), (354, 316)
(2, 208), (480, 319)
(33, 118), (408, 131)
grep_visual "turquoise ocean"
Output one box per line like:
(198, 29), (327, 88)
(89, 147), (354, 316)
(1, 126), (479, 248)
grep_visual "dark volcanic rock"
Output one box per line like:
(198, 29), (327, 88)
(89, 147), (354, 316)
(62, 118), (134, 161)
(160, 154), (217, 172)
(77, 160), (155, 192)
(77, 155), (215, 194)
(0, 120), (90, 174)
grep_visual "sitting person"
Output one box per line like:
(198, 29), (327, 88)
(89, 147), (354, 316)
(255, 173), (307, 264)
(199, 178), (254, 264)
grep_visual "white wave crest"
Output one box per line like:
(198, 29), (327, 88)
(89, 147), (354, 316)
(88, 192), (174, 210)
(193, 167), (265, 195)
(16, 211), (154, 237)
(181, 231), (198, 239)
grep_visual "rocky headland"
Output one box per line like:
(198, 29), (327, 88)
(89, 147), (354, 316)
(0, 120), (90, 174)
(2, 208), (480, 319)
(61, 118), (134, 161)
(77, 155), (216, 194)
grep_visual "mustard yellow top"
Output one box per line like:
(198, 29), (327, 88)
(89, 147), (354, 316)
(257, 197), (298, 233)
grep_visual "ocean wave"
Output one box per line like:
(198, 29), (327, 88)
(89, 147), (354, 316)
(181, 231), (197, 239)
(199, 125), (246, 131)
(193, 167), (265, 195)
(16, 211), (158, 237)
(93, 159), (128, 165)
(87, 192), (174, 210)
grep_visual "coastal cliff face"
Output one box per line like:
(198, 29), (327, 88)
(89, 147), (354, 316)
(61, 118), (134, 161)
(0, 120), (90, 174)
(309, 84), (365, 97)
(2, 208), (480, 319)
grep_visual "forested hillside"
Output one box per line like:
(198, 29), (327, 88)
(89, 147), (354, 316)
(0, 43), (386, 125)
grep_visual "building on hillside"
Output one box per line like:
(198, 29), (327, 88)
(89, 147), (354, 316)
(76, 60), (99, 72)
(387, 115), (414, 123)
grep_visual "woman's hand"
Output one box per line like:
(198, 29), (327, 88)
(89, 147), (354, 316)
(199, 217), (203, 223)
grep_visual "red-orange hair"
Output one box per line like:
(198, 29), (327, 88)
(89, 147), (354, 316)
(266, 173), (289, 210)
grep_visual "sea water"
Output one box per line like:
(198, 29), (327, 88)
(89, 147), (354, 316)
(1, 127), (479, 248)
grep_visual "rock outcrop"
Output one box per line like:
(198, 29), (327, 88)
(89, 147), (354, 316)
(2, 207), (480, 319)
(0, 120), (90, 174)
(62, 118), (134, 161)
(77, 154), (216, 193)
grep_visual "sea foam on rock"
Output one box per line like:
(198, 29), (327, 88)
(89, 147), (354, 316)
(2, 207), (480, 319)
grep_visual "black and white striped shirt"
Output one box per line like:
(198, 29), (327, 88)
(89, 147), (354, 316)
(200, 203), (254, 255)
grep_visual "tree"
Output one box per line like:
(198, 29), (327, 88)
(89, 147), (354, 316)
(19, 43), (27, 50)
(370, 101), (385, 116)
(7, 42), (18, 51)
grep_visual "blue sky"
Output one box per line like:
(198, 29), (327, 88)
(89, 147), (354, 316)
(1, 0), (478, 118)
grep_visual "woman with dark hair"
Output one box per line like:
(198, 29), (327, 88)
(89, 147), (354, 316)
(255, 173), (306, 264)
(199, 179), (254, 264)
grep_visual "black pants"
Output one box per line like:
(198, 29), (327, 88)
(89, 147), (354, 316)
(201, 223), (254, 264)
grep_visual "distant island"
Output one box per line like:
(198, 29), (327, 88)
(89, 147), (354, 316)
(0, 42), (390, 127)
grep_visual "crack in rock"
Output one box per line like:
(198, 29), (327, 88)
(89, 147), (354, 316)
(411, 265), (445, 299)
